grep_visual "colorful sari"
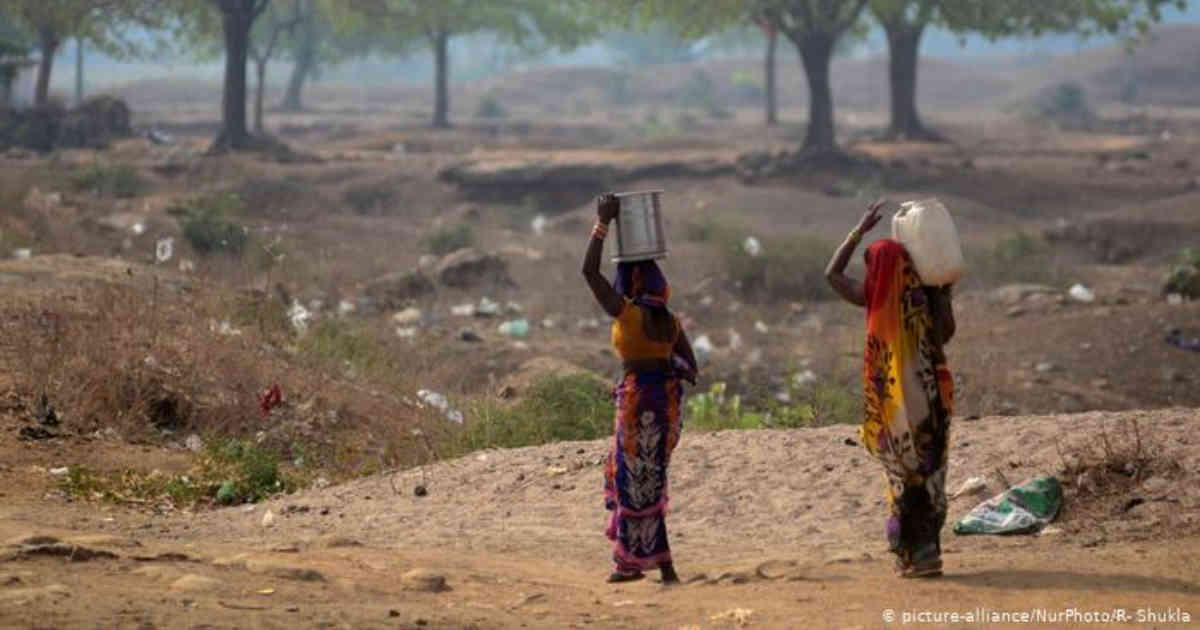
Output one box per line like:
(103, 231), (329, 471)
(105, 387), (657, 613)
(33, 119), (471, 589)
(603, 261), (688, 576)
(860, 240), (954, 574)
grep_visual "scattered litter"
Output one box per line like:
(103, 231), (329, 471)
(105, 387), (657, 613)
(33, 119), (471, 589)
(710, 608), (754, 626)
(395, 327), (418, 339)
(541, 318), (557, 329)
(258, 385), (282, 417)
(1067, 283), (1095, 303)
(148, 128), (175, 145)
(393, 307), (422, 326)
(531, 214), (547, 236)
(155, 238), (174, 263)
(576, 318), (600, 331)
(792, 370), (818, 387)
(546, 465), (568, 475)
(131, 222), (146, 235)
(209, 319), (242, 336)
(727, 328), (742, 351)
(261, 510), (276, 528)
(143, 355), (160, 369)
(459, 329), (482, 343)
(184, 434), (204, 453)
(49, 467), (69, 477)
(417, 390), (464, 424)
(1167, 293), (1184, 306)
(337, 300), (356, 316)
(12, 248), (31, 260)
(256, 588), (275, 596)
(953, 475), (1062, 536)
(287, 301), (312, 334)
(952, 476), (988, 499)
(505, 301), (523, 314)
(700, 295), (714, 307)
(742, 236), (762, 257)
(774, 391), (791, 403)
(1166, 329), (1200, 353)
(754, 321), (769, 334)
(692, 335), (713, 363)
(498, 319), (530, 338)
(510, 340), (530, 351)
(178, 259), (195, 273)
(476, 297), (501, 317)
(1035, 362), (1058, 374)
(417, 254), (438, 270)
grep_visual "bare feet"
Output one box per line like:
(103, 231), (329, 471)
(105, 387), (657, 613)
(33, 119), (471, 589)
(606, 570), (644, 584)
(660, 564), (680, 586)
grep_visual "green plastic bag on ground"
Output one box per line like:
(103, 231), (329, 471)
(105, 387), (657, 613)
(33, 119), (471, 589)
(953, 475), (1063, 535)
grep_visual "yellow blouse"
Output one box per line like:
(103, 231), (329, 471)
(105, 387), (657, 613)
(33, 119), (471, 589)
(611, 299), (679, 361)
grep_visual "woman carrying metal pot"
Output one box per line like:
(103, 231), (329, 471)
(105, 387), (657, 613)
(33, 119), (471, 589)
(582, 192), (698, 585)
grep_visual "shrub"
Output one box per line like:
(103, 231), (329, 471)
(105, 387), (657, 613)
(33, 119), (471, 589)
(169, 192), (249, 256)
(427, 224), (475, 256)
(966, 232), (1061, 288)
(1165, 248), (1200, 299)
(70, 164), (144, 198)
(722, 233), (834, 302)
(686, 382), (763, 431)
(342, 182), (395, 215)
(457, 374), (614, 452)
(476, 94), (507, 119)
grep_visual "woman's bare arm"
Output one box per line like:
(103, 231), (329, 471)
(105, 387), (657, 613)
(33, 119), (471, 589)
(825, 200), (885, 308)
(582, 194), (624, 317)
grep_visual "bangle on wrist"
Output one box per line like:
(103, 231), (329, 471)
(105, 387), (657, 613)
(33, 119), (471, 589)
(847, 230), (862, 243)
(592, 222), (609, 239)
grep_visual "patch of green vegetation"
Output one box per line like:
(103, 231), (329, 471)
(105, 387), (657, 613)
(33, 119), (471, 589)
(70, 164), (144, 198)
(342, 182), (395, 214)
(297, 319), (387, 376)
(456, 374), (614, 452)
(426, 224), (475, 256)
(722, 233), (835, 302)
(686, 382), (763, 431)
(58, 440), (298, 507)
(476, 94), (507, 119)
(1165, 247), (1200, 299)
(966, 232), (1061, 288)
(168, 192), (249, 256)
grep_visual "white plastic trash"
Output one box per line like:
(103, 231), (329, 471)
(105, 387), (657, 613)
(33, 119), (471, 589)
(952, 476), (989, 499)
(891, 198), (965, 286)
(742, 236), (762, 258)
(1068, 284), (1096, 303)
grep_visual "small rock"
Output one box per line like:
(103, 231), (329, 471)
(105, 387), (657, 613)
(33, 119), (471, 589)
(414, 485), (428, 497)
(261, 510), (275, 528)
(393, 307), (422, 326)
(169, 574), (222, 593)
(48, 467), (69, 477)
(1035, 362), (1058, 374)
(436, 248), (514, 289)
(401, 568), (448, 592)
(458, 329), (482, 343)
(362, 271), (434, 310)
(184, 434), (204, 453)
(245, 559), (325, 582)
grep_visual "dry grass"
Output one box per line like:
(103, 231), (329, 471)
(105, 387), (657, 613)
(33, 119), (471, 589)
(1055, 417), (1184, 523)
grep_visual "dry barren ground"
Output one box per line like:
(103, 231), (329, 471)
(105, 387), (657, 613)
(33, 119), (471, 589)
(1, 408), (1198, 629)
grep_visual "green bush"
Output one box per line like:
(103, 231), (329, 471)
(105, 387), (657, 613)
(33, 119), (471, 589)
(686, 382), (763, 431)
(342, 182), (395, 214)
(966, 232), (1061, 288)
(457, 374), (614, 452)
(476, 94), (507, 119)
(427, 224), (475, 256)
(70, 164), (143, 198)
(169, 192), (249, 256)
(722, 233), (834, 302)
(299, 319), (385, 375)
(1165, 247), (1200, 298)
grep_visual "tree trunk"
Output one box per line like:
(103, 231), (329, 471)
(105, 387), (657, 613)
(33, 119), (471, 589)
(764, 27), (777, 127)
(280, 0), (315, 111)
(884, 21), (937, 141)
(796, 34), (836, 152)
(34, 30), (60, 107)
(431, 29), (450, 129)
(74, 39), (84, 106)
(254, 56), (267, 134)
(213, 4), (254, 151)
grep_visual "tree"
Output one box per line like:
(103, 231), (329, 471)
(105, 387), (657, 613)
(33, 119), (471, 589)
(279, 0), (315, 110)
(249, 0), (303, 132)
(7, 0), (158, 107)
(615, 0), (870, 153)
(345, 0), (596, 129)
(870, 0), (1187, 141)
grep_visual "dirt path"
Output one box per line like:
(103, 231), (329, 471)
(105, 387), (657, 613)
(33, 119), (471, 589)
(2, 409), (1199, 628)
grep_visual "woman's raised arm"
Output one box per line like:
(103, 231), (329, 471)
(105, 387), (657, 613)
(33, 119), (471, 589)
(582, 193), (625, 317)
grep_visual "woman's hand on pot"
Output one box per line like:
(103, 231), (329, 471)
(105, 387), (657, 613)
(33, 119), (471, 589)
(597, 193), (619, 224)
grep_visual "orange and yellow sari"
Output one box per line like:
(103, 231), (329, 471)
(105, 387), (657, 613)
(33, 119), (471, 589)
(861, 239), (954, 572)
